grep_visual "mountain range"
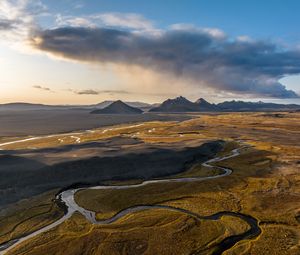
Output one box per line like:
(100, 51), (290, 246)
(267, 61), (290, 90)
(0, 97), (299, 113)
(149, 97), (300, 112)
(149, 96), (218, 112)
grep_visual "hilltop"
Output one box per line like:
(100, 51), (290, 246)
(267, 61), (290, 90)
(91, 100), (143, 114)
(149, 96), (200, 112)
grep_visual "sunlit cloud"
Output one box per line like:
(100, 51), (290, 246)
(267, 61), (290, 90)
(0, 0), (47, 53)
(0, 0), (46, 37)
(55, 15), (96, 28)
(32, 25), (300, 99)
(1, 1), (300, 101)
(54, 12), (155, 32)
(93, 12), (154, 30)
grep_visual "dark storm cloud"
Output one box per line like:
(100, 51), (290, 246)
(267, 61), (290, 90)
(0, 19), (15, 30)
(32, 26), (300, 98)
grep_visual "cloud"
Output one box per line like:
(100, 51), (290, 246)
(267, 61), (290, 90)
(74, 89), (99, 95)
(31, 25), (300, 99)
(54, 12), (154, 31)
(33, 85), (53, 92)
(55, 15), (96, 28)
(0, 0), (46, 44)
(170, 23), (226, 39)
(93, 12), (154, 30)
(71, 89), (130, 95)
(0, 1), (298, 100)
(0, 19), (15, 30)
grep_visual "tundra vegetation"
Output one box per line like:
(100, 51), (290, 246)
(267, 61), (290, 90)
(0, 112), (299, 254)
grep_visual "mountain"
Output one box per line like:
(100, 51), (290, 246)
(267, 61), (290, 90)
(125, 101), (153, 109)
(93, 101), (152, 109)
(195, 98), (218, 111)
(149, 96), (200, 112)
(91, 100), (143, 114)
(0, 103), (71, 111)
(149, 96), (218, 112)
(149, 97), (300, 112)
(217, 100), (300, 111)
(92, 101), (115, 109)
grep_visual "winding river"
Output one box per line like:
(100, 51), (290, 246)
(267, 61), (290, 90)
(0, 147), (261, 255)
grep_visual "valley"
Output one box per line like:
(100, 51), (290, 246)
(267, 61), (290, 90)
(0, 111), (299, 254)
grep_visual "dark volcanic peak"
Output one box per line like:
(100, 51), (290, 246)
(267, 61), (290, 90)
(195, 98), (209, 104)
(93, 100), (114, 109)
(150, 96), (218, 112)
(195, 98), (218, 110)
(150, 96), (200, 112)
(91, 100), (143, 114)
(93, 101), (151, 109)
(171, 96), (192, 103)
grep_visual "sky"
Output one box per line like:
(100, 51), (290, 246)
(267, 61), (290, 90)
(0, 0), (300, 105)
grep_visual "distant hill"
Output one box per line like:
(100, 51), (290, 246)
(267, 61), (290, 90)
(149, 96), (200, 112)
(217, 100), (300, 112)
(0, 103), (69, 111)
(0, 101), (152, 111)
(124, 101), (152, 109)
(91, 100), (143, 114)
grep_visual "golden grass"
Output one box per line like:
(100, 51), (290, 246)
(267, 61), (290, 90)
(225, 225), (300, 255)
(3, 112), (300, 254)
(74, 147), (272, 219)
(0, 190), (63, 245)
(1, 121), (178, 150)
(6, 208), (251, 255)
